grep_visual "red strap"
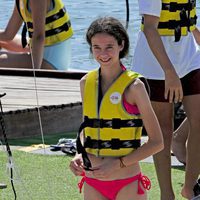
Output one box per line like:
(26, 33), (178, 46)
(78, 172), (86, 193)
(78, 176), (85, 193)
(138, 175), (151, 194)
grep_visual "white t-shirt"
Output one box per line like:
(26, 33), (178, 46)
(132, 0), (200, 79)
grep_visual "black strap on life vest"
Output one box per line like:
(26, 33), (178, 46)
(162, 0), (196, 42)
(84, 137), (141, 150)
(15, 0), (27, 48)
(76, 116), (143, 170)
(21, 25), (28, 48)
(16, 0), (22, 18)
(162, 1), (195, 12)
(157, 15), (197, 41)
(28, 21), (71, 39)
(142, 15), (197, 42)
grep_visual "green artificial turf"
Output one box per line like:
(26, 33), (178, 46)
(0, 132), (185, 200)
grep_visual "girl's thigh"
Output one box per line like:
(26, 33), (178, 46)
(84, 182), (108, 200)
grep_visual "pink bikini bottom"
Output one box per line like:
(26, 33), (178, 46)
(78, 172), (151, 200)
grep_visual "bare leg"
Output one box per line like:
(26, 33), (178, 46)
(181, 94), (200, 199)
(171, 117), (188, 164)
(84, 182), (107, 200)
(152, 101), (175, 200)
(0, 51), (54, 70)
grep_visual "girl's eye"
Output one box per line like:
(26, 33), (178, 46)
(93, 46), (100, 50)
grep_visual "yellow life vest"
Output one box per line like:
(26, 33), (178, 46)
(141, 0), (197, 41)
(17, 0), (73, 46)
(82, 69), (143, 157)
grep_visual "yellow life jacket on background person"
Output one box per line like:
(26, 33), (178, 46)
(141, 0), (197, 42)
(79, 69), (143, 159)
(16, 0), (73, 47)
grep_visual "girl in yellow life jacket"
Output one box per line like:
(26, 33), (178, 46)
(70, 16), (164, 200)
(0, 0), (73, 70)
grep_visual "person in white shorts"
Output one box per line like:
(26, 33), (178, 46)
(132, 0), (200, 199)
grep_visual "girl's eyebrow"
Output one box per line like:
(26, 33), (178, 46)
(92, 43), (114, 46)
(92, 44), (100, 48)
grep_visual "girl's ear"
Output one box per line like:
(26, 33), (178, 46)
(120, 40), (125, 51)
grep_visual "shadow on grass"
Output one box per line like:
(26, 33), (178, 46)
(7, 132), (77, 146)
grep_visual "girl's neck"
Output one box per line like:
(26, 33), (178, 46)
(100, 62), (123, 81)
(100, 63), (124, 94)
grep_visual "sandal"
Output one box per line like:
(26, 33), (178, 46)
(171, 152), (186, 166)
(61, 139), (76, 155)
(50, 138), (76, 153)
(50, 138), (70, 151)
(0, 183), (7, 189)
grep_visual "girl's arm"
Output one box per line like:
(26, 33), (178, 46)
(69, 75), (88, 176)
(122, 79), (164, 166)
(192, 27), (200, 45)
(29, 0), (47, 69)
(0, 4), (22, 41)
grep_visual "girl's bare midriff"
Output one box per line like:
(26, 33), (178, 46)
(85, 153), (141, 180)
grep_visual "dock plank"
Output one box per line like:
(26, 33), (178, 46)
(0, 75), (81, 112)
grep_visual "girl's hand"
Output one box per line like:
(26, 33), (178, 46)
(164, 71), (183, 103)
(69, 154), (84, 176)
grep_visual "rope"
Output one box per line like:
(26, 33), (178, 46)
(125, 0), (130, 29)
(22, 3), (55, 197)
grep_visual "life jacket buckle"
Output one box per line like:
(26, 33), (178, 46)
(92, 119), (104, 128)
(180, 9), (188, 21)
(111, 118), (121, 129)
(168, 20), (177, 29)
(110, 138), (121, 149)
(169, 2), (178, 12)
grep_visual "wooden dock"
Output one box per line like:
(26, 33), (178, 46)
(0, 68), (86, 139)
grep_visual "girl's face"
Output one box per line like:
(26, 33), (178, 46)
(91, 33), (124, 68)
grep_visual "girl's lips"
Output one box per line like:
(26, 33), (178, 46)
(100, 58), (111, 62)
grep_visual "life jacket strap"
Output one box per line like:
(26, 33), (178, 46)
(28, 21), (71, 38)
(76, 121), (92, 171)
(162, 1), (195, 12)
(84, 137), (141, 150)
(82, 116), (143, 129)
(157, 16), (197, 30)
(158, 15), (197, 42)
(46, 7), (66, 24)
